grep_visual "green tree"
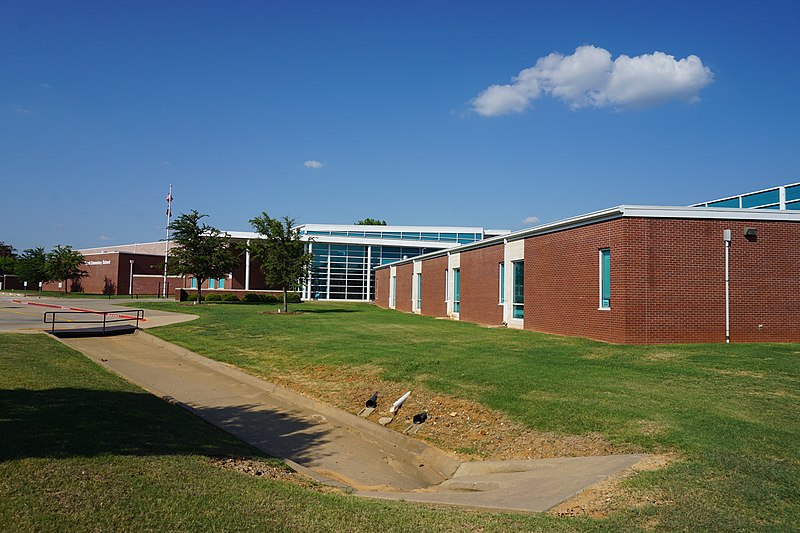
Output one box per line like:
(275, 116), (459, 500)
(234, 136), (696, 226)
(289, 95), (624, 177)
(0, 255), (15, 277)
(0, 241), (15, 256)
(354, 218), (387, 225)
(45, 245), (87, 294)
(248, 213), (313, 312)
(15, 247), (48, 287)
(167, 210), (238, 304)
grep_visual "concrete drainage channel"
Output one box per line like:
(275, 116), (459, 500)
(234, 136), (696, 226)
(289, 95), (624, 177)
(58, 330), (645, 513)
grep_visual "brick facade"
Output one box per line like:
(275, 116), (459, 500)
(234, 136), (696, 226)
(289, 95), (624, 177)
(420, 256), (448, 317)
(395, 263), (413, 312)
(459, 243), (504, 325)
(375, 267), (389, 307)
(375, 215), (800, 344)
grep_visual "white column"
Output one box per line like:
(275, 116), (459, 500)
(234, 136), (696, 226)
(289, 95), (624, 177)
(245, 239), (251, 291)
(365, 245), (372, 301)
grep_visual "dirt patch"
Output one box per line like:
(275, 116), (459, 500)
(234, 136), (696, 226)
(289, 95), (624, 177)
(547, 454), (676, 519)
(209, 456), (342, 493)
(269, 364), (634, 462)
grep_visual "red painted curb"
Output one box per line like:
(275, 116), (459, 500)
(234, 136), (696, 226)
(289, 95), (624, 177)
(11, 300), (147, 321)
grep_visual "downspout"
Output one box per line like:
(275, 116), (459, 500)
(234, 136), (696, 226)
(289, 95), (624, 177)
(724, 229), (731, 343)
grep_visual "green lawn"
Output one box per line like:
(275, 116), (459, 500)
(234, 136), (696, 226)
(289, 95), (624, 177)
(1, 333), (579, 532)
(134, 301), (800, 532)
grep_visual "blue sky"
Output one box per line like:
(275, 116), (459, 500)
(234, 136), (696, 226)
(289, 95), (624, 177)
(2, 1), (799, 251)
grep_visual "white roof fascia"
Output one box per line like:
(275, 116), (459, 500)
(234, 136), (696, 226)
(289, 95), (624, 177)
(225, 231), (464, 248)
(299, 223), (488, 233)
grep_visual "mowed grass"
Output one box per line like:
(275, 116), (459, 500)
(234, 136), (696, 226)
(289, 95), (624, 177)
(136, 301), (800, 532)
(0, 333), (589, 532)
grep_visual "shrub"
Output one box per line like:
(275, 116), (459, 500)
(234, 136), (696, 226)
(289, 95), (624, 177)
(260, 294), (278, 304)
(242, 293), (262, 303)
(221, 293), (240, 302)
(205, 293), (222, 302)
(286, 292), (302, 304)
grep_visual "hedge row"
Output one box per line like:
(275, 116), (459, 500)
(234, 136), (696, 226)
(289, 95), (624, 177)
(195, 292), (301, 304)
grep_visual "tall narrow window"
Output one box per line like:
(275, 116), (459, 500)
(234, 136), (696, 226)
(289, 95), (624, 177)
(499, 262), (505, 304)
(512, 260), (524, 319)
(218, 278), (225, 290)
(209, 279), (216, 289)
(391, 276), (396, 307)
(190, 278), (197, 289)
(600, 249), (610, 309)
(453, 269), (461, 313)
(416, 273), (422, 311)
(444, 270), (448, 301)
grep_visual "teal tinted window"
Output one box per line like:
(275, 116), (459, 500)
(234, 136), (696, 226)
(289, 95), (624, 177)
(786, 185), (800, 202)
(787, 201), (800, 210)
(600, 249), (610, 308)
(708, 198), (740, 208)
(190, 278), (197, 289)
(209, 279), (216, 289)
(742, 189), (779, 208)
(512, 261), (524, 319)
(391, 276), (396, 307)
(218, 278), (225, 289)
(453, 269), (460, 313)
(499, 262), (505, 304)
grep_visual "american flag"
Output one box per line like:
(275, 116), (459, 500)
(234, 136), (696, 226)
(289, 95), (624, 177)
(166, 190), (173, 217)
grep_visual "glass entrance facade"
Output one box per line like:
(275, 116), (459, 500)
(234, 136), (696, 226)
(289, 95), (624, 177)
(295, 225), (507, 301)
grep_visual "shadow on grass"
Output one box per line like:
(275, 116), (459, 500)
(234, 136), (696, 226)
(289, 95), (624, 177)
(298, 308), (359, 314)
(0, 388), (332, 465)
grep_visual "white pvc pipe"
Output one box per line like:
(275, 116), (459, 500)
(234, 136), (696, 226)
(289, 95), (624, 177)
(724, 230), (731, 343)
(389, 391), (411, 413)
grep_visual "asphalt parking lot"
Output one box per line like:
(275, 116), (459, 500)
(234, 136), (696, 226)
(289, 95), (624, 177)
(0, 294), (195, 332)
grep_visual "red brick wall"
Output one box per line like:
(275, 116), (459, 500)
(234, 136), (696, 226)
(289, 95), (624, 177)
(460, 243), (504, 325)
(375, 267), (390, 308)
(420, 256), (448, 317)
(523, 217), (800, 344)
(523, 220), (623, 342)
(626, 218), (800, 343)
(395, 263), (413, 312)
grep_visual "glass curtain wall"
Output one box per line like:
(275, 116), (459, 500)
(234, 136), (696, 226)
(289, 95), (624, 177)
(309, 243), (438, 301)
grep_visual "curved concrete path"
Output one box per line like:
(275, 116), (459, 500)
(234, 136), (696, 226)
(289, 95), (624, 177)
(54, 329), (645, 513)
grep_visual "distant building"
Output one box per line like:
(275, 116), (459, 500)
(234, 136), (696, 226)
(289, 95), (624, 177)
(47, 224), (509, 300)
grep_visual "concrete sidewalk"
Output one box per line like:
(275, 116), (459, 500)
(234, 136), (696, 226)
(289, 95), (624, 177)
(58, 331), (644, 513)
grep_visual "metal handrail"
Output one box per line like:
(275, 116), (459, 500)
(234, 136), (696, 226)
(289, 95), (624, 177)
(43, 309), (144, 334)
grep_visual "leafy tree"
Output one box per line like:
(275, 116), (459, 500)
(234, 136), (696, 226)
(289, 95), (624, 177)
(0, 256), (15, 276)
(15, 247), (48, 287)
(248, 213), (313, 312)
(167, 210), (238, 304)
(46, 245), (87, 294)
(354, 218), (387, 225)
(0, 241), (15, 256)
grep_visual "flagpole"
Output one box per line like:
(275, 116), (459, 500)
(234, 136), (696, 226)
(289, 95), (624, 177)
(163, 184), (172, 298)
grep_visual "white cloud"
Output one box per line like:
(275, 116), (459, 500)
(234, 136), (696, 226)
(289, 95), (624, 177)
(99, 235), (112, 241)
(160, 160), (172, 167)
(472, 45), (713, 116)
(304, 160), (323, 169)
(40, 83), (50, 90)
(12, 104), (32, 115)
(522, 215), (540, 225)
